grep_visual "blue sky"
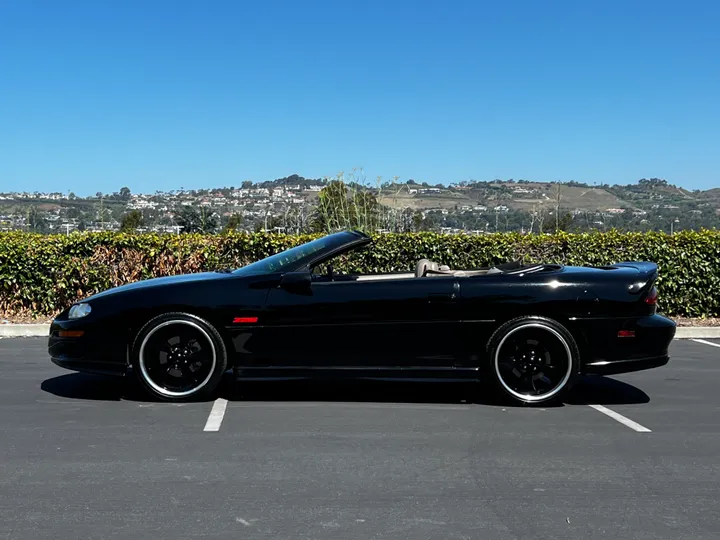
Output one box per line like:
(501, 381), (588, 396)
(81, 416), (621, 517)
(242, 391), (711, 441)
(1, 0), (719, 196)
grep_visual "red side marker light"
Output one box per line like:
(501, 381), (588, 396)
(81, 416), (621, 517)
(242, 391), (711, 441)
(645, 287), (658, 305)
(233, 316), (258, 324)
(617, 330), (635, 338)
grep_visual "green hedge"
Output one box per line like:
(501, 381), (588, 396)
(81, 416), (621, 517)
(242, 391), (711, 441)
(1, 230), (718, 318)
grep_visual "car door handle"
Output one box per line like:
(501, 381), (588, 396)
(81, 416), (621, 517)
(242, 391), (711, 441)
(428, 293), (456, 303)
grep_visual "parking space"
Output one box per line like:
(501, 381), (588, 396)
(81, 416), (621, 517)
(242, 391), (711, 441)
(1, 337), (719, 539)
(593, 339), (720, 433)
(691, 337), (720, 348)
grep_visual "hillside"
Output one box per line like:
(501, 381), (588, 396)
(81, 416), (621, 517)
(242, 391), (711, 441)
(1, 176), (718, 234)
(376, 178), (718, 214)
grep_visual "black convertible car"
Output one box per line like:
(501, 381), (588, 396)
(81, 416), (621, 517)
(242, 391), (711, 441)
(48, 230), (676, 404)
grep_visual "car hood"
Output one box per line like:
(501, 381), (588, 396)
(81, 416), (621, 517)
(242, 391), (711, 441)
(86, 271), (233, 301)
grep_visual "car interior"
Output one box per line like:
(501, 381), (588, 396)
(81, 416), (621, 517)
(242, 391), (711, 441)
(311, 259), (551, 282)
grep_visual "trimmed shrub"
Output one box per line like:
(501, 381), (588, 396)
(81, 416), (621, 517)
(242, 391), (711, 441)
(1, 230), (718, 318)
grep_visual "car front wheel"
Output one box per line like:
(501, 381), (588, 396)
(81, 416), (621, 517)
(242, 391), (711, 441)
(131, 312), (227, 402)
(487, 316), (579, 405)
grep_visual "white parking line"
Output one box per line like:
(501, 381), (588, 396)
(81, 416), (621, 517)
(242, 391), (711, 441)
(203, 398), (228, 432)
(588, 404), (651, 432)
(691, 339), (720, 349)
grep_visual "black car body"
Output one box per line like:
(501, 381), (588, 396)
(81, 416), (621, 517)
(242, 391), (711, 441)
(49, 230), (676, 404)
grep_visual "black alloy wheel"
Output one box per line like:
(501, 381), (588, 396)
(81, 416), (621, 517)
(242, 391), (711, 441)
(132, 313), (227, 401)
(487, 317), (578, 404)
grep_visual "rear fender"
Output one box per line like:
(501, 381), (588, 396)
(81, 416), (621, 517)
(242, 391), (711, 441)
(606, 262), (658, 296)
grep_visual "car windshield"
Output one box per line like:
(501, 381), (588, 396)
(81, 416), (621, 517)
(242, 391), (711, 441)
(232, 231), (360, 276)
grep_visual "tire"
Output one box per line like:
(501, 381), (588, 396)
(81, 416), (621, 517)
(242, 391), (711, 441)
(486, 316), (579, 405)
(131, 312), (227, 402)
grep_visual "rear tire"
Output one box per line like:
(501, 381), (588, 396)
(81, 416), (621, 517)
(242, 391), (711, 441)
(486, 316), (579, 405)
(131, 312), (227, 402)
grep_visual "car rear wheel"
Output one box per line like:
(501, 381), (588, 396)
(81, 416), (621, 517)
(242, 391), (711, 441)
(131, 312), (227, 402)
(487, 316), (578, 405)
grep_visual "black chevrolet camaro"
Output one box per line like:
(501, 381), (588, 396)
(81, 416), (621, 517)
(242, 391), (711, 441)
(48, 230), (676, 404)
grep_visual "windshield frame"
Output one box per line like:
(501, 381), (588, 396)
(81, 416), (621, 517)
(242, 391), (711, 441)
(231, 230), (371, 276)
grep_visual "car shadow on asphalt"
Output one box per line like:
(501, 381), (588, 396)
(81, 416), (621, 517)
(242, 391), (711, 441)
(40, 372), (650, 408)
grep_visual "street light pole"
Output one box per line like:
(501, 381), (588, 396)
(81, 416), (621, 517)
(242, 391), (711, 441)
(671, 218), (679, 234)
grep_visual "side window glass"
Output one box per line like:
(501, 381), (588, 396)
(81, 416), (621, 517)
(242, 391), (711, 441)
(312, 260), (331, 276)
(310, 254), (356, 282)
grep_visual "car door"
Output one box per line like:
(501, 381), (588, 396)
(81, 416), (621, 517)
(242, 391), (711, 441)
(258, 274), (462, 368)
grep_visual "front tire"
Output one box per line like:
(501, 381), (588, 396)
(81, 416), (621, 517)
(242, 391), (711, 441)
(131, 312), (227, 402)
(486, 316), (579, 405)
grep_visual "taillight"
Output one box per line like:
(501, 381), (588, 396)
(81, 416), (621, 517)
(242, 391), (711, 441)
(645, 287), (658, 305)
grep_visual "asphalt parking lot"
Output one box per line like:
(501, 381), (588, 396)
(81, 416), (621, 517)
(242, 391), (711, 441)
(1, 337), (719, 540)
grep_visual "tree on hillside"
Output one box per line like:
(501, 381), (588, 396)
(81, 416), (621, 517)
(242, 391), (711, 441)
(119, 187), (131, 200)
(64, 207), (81, 219)
(120, 210), (143, 232)
(639, 178), (668, 187)
(312, 180), (349, 232)
(311, 179), (380, 233)
(222, 213), (243, 233)
(27, 206), (46, 232)
(540, 211), (573, 233)
(176, 206), (218, 233)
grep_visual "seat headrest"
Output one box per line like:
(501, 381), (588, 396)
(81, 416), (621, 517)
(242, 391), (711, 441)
(415, 259), (438, 277)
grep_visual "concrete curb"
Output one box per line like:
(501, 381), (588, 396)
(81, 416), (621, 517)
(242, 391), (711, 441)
(1, 323), (719, 339)
(0, 324), (50, 337)
(674, 326), (720, 339)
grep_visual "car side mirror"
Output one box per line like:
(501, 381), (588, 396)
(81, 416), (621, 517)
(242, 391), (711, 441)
(280, 271), (312, 293)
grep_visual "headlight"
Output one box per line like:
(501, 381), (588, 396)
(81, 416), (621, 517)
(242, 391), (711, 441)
(68, 303), (92, 319)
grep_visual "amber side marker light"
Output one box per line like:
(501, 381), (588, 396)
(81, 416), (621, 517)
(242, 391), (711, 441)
(59, 330), (85, 338)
